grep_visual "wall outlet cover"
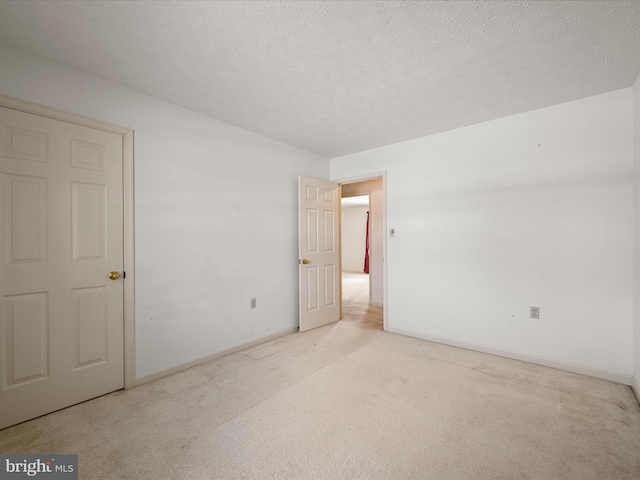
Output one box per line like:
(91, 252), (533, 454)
(530, 306), (540, 319)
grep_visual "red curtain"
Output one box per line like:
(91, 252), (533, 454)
(364, 211), (370, 274)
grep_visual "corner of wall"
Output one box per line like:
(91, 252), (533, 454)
(634, 69), (640, 400)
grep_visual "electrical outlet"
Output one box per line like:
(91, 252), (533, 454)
(530, 306), (540, 319)
(250, 298), (256, 309)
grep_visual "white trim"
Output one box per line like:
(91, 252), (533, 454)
(388, 327), (633, 386)
(0, 94), (131, 136)
(122, 131), (135, 389)
(134, 327), (298, 386)
(0, 94), (136, 390)
(632, 377), (640, 404)
(338, 184), (343, 321)
(334, 171), (388, 331)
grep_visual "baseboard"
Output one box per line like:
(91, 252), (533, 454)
(134, 327), (298, 387)
(632, 377), (640, 404)
(387, 327), (632, 386)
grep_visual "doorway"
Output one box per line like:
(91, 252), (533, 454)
(340, 177), (384, 329)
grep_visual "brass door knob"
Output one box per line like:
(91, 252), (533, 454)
(301, 259), (310, 265)
(109, 271), (121, 280)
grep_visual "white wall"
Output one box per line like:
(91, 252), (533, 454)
(341, 204), (369, 272)
(0, 44), (328, 379)
(633, 72), (640, 396)
(342, 179), (384, 306)
(332, 89), (634, 379)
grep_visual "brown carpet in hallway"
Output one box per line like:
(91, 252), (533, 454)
(1, 276), (639, 479)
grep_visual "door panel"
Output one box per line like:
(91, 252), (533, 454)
(0, 106), (124, 429)
(72, 182), (106, 261)
(3, 292), (49, 387)
(72, 286), (107, 369)
(4, 175), (47, 263)
(298, 176), (340, 332)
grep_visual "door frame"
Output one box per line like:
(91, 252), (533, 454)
(0, 94), (136, 389)
(334, 171), (387, 331)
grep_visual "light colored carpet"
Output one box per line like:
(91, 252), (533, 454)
(1, 274), (639, 479)
(341, 271), (383, 328)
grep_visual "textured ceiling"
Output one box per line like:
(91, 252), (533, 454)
(0, 1), (639, 158)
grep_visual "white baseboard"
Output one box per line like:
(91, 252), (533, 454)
(632, 377), (640, 404)
(387, 327), (632, 386)
(134, 327), (298, 387)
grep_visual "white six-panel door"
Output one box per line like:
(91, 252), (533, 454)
(298, 176), (340, 332)
(0, 106), (124, 429)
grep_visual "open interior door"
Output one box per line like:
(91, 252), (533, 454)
(298, 176), (340, 332)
